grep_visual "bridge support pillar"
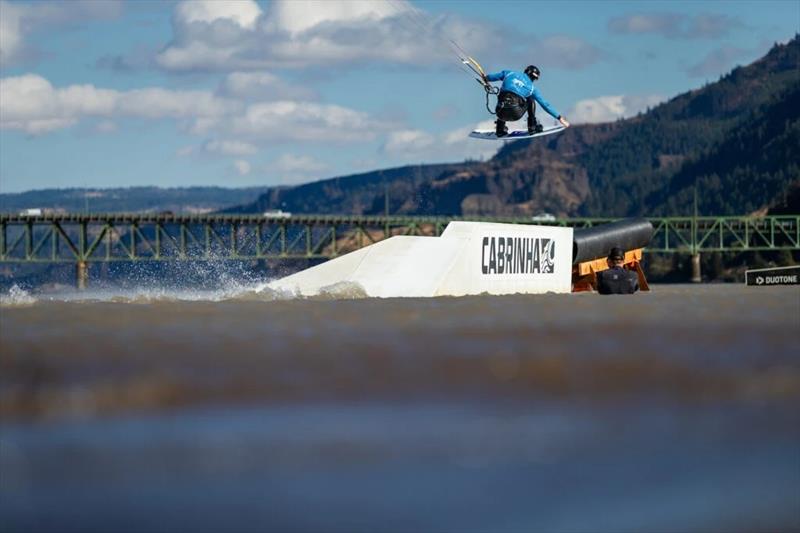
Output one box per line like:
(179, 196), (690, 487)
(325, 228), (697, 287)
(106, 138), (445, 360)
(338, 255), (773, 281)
(691, 253), (702, 283)
(76, 261), (88, 290)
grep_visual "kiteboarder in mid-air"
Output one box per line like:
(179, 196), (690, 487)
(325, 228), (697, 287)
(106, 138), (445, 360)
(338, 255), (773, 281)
(381, 2), (569, 141)
(482, 65), (571, 138)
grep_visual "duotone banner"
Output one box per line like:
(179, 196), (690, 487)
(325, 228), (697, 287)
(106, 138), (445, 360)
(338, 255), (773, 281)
(745, 266), (800, 286)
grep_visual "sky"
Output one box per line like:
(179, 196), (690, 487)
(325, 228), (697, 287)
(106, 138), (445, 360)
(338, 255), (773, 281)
(0, 0), (797, 193)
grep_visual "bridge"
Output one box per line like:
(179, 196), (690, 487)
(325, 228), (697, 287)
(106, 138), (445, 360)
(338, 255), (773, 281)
(2, 213), (798, 287)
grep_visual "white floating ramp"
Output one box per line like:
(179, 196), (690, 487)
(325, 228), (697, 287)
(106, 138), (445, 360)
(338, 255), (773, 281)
(268, 222), (574, 298)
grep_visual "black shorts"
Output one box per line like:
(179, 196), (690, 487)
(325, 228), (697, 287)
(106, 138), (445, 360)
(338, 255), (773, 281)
(495, 91), (527, 122)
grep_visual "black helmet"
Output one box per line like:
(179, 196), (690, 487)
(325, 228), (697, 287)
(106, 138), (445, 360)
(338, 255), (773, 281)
(608, 247), (625, 261)
(524, 65), (540, 81)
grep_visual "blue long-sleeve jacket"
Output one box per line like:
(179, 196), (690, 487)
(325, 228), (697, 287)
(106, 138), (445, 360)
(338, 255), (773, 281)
(485, 70), (561, 119)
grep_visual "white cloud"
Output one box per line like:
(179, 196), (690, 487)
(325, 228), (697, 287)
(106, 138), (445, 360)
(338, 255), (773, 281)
(176, 146), (195, 157)
(230, 100), (377, 142)
(536, 35), (604, 69)
(0, 0), (123, 65)
(685, 14), (744, 39)
(175, 0), (261, 30)
(351, 157), (379, 170)
(154, 0), (512, 72)
(0, 1), (24, 64)
(1, 73), (383, 144)
(203, 139), (258, 156)
(270, 153), (329, 184)
(608, 12), (743, 40)
(0, 75), (115, 133)
(218, 71), (316, 101)
(274, 153), (327, 173)
(155, 0), (265, 71)
(157, 42), (245, 72)
(684, 41), (770, 78)
(432, 104), (459, 121)
(0, 74), (239, 134)
(117, 88), (237, 119)
(382, 121), (498, 163)
(95, 120), (118, 133)
(568, 96), (626, 124)
(609, 13), (684, 37)
(384, 130), (436, 155)
(151, 0), (604, 74)
(566, 94), (665, 124)
(264, 0), (401, 35)
(233, 159), (252, 176)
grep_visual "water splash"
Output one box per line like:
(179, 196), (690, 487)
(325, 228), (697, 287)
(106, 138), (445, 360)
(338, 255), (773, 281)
(1, 255), (375, 304)
(0, 284), (36, 307)
(252, 280), (369, 300)
(316, 281), (369, 299)
(1, 278), (369, 305)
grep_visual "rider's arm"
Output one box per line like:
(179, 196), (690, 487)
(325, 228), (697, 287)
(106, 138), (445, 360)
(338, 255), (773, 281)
(531, 86), (561, 119)
(484, 70), (509, 82)
(630, 270), (640, 293)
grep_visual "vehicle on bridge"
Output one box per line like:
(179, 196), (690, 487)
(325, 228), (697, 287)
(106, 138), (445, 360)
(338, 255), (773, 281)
(263, 210), (291, 219)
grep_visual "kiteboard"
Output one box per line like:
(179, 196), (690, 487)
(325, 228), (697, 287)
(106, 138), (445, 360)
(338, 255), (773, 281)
(469, 124), (565, 141)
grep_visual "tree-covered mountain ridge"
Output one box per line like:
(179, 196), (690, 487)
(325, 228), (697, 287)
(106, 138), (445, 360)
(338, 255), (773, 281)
(235, 36), (799, 218)
(0, 186), (272, 214)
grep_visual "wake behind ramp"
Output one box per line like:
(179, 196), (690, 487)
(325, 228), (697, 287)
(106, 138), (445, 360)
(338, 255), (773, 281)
(268, 222), (574, 298)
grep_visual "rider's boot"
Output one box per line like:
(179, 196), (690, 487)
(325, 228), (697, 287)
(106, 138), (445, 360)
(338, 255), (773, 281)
(528, 118), (544, 134)
(495, 119), (508, 137)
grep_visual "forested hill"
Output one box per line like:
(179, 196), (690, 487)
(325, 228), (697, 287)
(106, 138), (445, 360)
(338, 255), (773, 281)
(0, 186), (271, 214)
(226, 164), (465, 215)
(232, 36), (799, 217)
(486, 33), (799, 217)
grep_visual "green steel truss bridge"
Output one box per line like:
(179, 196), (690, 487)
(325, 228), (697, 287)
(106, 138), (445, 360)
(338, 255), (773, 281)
(1, 213), (798, 265)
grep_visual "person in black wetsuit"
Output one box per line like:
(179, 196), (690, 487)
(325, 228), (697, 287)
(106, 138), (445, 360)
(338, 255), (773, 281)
(597, 247), (639, 294)
(483, 65), (570, 137)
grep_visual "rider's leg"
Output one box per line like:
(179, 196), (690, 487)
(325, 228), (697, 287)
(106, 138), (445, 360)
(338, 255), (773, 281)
(527, 98), (543, 133)
(494, 96), (509, 137)
(495, 92), (521, 137)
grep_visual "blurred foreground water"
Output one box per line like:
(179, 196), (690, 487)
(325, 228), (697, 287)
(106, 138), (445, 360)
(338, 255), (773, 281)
(1, 284), (799, 532)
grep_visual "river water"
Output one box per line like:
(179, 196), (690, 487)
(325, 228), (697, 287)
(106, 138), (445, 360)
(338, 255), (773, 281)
(1, 284), (799, 532)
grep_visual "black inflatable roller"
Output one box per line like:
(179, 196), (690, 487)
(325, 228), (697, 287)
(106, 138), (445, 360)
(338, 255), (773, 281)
(572, 218), (654, 264)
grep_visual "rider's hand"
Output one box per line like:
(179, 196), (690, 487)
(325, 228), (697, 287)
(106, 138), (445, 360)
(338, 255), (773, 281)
(559, 116), (571, 128)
